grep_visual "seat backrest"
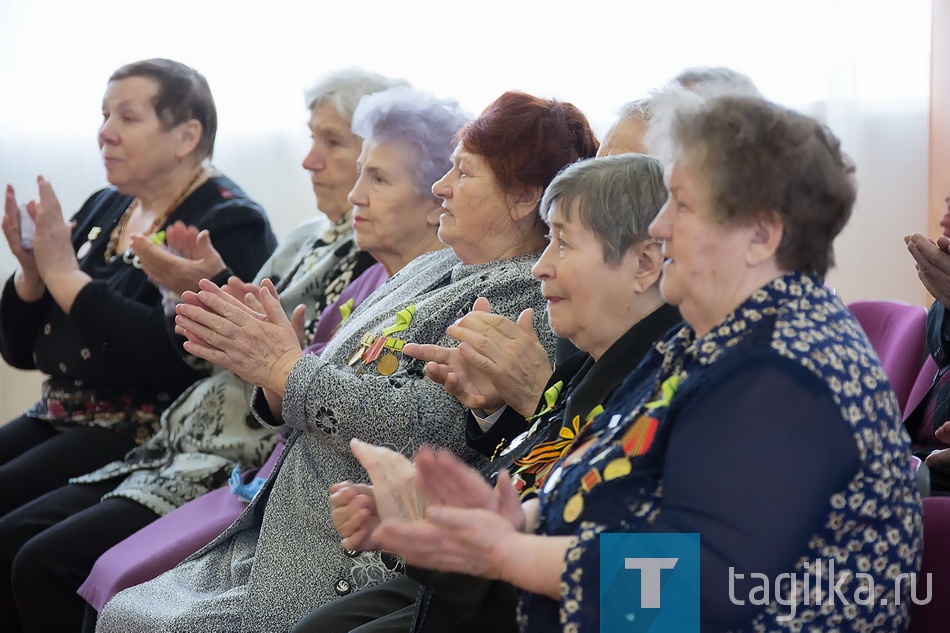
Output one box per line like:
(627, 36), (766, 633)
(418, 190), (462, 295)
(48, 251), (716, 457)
(848, 300), (927, 413)
(907, 496), (950, 632)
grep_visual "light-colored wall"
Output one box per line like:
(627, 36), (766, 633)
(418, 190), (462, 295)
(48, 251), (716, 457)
(929, 0), (950, 253)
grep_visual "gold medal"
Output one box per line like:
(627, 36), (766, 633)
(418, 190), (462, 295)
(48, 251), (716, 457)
(603, 457), (631, 481)
(563, 493), (584, 523)
(376, 352), (399, 376)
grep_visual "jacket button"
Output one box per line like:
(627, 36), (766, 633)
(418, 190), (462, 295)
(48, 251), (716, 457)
(343, 548), (359, 558)
(335, 579), (351, 595)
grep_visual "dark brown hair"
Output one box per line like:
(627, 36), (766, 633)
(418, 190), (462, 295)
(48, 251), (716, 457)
(110, 58), (217, 159)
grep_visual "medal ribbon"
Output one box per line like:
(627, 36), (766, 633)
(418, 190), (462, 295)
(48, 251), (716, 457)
(381, 305), (415, 336)
(527, 381), (564, 421)
(338, 299), (355, 325)
(644, 373), (684, 410)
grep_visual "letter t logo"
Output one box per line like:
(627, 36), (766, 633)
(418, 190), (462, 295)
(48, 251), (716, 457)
(625, 558), (679, 608)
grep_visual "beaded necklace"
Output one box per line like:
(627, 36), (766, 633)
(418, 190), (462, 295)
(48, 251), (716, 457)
(103, 166), (205, 263)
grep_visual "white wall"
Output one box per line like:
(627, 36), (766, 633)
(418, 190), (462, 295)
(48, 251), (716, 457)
(0, 0), (933, 419)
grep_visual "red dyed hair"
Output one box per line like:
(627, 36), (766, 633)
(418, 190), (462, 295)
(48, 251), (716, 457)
(458, 91), (599, 195)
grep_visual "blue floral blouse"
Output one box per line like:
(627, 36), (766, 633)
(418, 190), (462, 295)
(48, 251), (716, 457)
(519, 273), (923, 632)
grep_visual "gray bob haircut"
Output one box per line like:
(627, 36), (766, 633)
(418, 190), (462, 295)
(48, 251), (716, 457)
(351, 86), (470, 197)
(539, 154), (667, 265)
(673, 66), (761, 99)
(304, 68), (409, 124)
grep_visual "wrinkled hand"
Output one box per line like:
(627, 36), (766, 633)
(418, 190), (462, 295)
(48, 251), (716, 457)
(404, 297), (551, 418)
(239, 284), (307, 348)
(222, 275), (259, 303)
(2, 184), (44, 301)
(374, 503), (521, 580)
(329, 480), (381, 551)
(130, 221), (227, 295)
(350, 439), (426, 522)
(30, 176), (79, 282)
(175, 278), (303, 391)
(905, 234), (950, 307)
(413, 446), (526, 529)
(2, 185), (39, 272)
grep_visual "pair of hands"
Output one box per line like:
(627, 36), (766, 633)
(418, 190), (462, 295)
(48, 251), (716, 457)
(174, 277), (305, 394)
(2, 179), (81, 302)
(331, 439), (528, 580)
(131, 221), (227, 297)
(403, 296), (552, 419)
(3, 178), (227, 302)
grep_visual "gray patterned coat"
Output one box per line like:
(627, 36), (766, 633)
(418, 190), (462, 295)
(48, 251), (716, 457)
(74, 217), (367, 515)
(97, 248), (555, 633)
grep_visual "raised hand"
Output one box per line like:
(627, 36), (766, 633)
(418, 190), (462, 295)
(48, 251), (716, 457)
(350, 439), (426, 522)
(31, 176), (79, 281)
(2, 185), (44, 301)
(906, 234), (950, 307)
(130, 221), (227, 296)
(175, 278), (302, 390)
(405, 297), (551, 418)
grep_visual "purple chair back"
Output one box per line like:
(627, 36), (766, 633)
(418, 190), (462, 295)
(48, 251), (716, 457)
(848, 300), (927, 413)
(907, 496), (950, 633)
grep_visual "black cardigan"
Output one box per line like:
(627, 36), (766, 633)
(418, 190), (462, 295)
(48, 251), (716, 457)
(0, 174), (276, 404)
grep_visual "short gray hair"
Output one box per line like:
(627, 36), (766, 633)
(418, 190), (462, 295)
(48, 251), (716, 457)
(304, 68), (409, 123)
(351, 86), (470, 198)
(617, 97), (654, 122)
(673, 66), (761, 99)
(539, 154), (667, 265)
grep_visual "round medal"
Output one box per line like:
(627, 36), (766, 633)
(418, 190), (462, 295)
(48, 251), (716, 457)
(603, 457), (632, 481)
(563, 493), (584, 523)
(376, 353), (399, 376)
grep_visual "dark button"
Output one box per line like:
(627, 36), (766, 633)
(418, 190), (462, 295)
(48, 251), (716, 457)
(335, 579), (351, 595)
(343, 548), (359, 558)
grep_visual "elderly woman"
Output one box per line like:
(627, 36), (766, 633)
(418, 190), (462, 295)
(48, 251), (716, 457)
(95, 90), (597, 632)
(372, 95), (923, 632)
(63, 71), (409, 625)
(0, 58), (277, 631)
(295, 153), (683, 633)
(4, 71), (410, 633)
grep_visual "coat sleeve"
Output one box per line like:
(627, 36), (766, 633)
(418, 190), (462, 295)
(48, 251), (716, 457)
(0, 275), (52, 369)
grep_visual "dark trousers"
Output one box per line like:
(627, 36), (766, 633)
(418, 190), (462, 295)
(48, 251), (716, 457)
(0, 415), (138, 517)
(0, 480), (158, 633)
(291, 575), (419, 633)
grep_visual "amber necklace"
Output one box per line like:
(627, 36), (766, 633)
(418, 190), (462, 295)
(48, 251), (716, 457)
(103, 166), (206, 264)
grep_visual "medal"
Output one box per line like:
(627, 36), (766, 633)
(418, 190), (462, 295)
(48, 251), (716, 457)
(349, 333), (376, 366)
(603, 457), (632, 480)
(77, 227), (102, 260)
(347, 346), (365, 366)
(362, 335), (388, 364)
(563, 493), (584, 523)
(543, 466), (562, 494)
(376, 352), (399, 376)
